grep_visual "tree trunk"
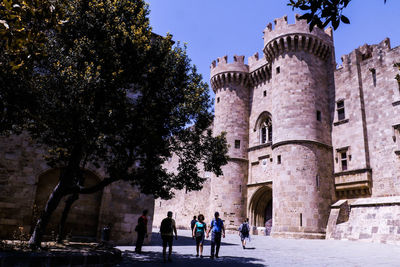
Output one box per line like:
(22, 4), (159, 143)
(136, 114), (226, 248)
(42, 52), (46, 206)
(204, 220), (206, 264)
(28, 181), (67, 248)
(57, 193), (79, 243)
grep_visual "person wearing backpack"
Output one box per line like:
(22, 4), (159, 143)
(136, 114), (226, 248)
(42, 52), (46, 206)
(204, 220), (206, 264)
(238, 218), (250, 249)
(192, 214), (206, 258)
(160, 211), (177, 263)
(206, 211), (225, 259)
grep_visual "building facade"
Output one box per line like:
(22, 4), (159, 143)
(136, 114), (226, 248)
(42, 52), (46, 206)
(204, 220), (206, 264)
(0, 133), (154, 245)
(154, 15), (400, 244)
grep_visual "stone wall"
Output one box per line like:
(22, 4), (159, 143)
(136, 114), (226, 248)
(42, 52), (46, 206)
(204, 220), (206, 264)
(327, 197), (400, 244)
(0, 134), (154, 245)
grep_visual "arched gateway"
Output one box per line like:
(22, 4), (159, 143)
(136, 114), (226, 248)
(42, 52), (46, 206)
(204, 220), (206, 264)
(248, 185), (273, 235)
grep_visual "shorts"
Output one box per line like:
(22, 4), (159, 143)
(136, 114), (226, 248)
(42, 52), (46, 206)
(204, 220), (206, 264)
(195, 233), (205, 245)
(162, 235), (173, 248)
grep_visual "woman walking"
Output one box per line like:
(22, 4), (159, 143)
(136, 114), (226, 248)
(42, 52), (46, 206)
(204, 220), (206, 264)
(192, 214), (207, 258)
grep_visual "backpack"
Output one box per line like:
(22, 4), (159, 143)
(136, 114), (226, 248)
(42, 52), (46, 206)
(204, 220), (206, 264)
(160, 218), (172, 234)
(240, 223), (249, 236)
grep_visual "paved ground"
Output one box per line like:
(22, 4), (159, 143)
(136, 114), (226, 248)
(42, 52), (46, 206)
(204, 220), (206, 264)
(115, 229), (400, 267)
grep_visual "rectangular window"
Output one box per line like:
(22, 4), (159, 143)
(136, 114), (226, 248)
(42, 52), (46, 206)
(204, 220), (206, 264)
(276, 66), (280, 74)
(263, 90), (267, 97)
(268, 125), (272, 142)
(235, 140), (240, 149)
(341, 151), (348, 171)
(217, 97), (220, 103)
(316, 110), (321, 121)
(277, 155), (281, 164)
(370, 68), (377, 87)
(300, 213), (303, 227)
(337, 100), (345, 121)
(261, 127), (267, 144)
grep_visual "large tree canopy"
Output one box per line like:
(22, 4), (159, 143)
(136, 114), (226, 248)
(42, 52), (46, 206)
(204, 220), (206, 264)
(0, 0), (228, 247)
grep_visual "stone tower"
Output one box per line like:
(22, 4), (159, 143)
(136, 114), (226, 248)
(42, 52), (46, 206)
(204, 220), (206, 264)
(263, 15), (335, 238)
(209, 55), (249, 230)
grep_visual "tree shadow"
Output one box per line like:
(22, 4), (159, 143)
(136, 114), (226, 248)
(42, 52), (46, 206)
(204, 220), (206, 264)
(117, 250), (267, 267)
(150, 233), (236, 247)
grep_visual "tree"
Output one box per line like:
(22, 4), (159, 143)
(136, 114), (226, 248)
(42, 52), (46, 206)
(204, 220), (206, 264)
(288, 0), (387, 31)
(0, 0), (229, 248)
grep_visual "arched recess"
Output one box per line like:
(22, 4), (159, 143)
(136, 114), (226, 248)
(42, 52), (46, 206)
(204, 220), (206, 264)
(248, 186), (273, 231)
(253, 111), (273, 144)
(33, 168), (103, 239)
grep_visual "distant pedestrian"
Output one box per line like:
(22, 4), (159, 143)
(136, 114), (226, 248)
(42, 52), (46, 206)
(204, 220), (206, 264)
(160, 211), (178, 263)
(238, 218), (250, 249)
(192, 214), (206, 258)
(135, 209), (148, 253)
(206, 211), (225, 259)
(190, 216), (197, 239)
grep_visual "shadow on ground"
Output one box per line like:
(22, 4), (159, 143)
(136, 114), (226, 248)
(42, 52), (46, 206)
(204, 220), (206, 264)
(116, 250), (266, 267)
(149, 232), (236, 247)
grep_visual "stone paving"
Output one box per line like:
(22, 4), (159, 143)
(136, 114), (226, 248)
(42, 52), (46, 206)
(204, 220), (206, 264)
(115, 229), (400, 267)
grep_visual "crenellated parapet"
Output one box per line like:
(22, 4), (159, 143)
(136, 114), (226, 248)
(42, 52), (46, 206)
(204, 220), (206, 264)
(210, 55), (250, 92)
(263, 14), (333, 63)
(248, 52), (271, 85)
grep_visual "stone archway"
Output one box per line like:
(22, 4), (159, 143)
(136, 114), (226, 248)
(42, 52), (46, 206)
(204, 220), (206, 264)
(249, 186), (272, 235)
(33, 169), (103, 240)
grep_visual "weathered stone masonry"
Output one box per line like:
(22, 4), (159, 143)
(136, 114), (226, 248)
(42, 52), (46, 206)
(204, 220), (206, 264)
(154, 14), (400, 244)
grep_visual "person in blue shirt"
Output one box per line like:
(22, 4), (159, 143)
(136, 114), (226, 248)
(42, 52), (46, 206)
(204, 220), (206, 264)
(192, 214), (206, 257)
(206, 211), (225, 259)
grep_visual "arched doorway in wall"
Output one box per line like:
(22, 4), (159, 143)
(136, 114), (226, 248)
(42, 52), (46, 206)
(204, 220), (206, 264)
(249, 186), (272, 235)
(33, 169), (103, 240)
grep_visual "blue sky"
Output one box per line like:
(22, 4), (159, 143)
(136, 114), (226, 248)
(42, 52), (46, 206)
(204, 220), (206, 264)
(146, 0), (400, 99)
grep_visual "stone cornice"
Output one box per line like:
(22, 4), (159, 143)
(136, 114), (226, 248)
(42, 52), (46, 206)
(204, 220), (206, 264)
(271, 140), (332, 150)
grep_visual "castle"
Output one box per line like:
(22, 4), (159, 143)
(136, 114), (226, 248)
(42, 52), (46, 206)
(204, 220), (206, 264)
(154, 15), (400, 244)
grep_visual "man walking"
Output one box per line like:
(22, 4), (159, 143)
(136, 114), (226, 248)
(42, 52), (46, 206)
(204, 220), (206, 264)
(190, 216), (197, 239)
(135, 209), (148, 253)
(238, 218), (250, 249)
(206, 211), (225, 259)
(160, 211), (178, 263)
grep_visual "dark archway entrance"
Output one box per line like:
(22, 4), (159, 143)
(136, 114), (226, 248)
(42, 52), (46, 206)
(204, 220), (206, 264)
(249, 186), (272, 235)
(33, 169), (103, 240)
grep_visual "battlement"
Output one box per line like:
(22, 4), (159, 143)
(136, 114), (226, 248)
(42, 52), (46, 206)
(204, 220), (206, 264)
(210, 55), (249, 78)
(248, 52), (270, 85)
(337, 38), (392, 70)
(263, 14), (333, 63)
(210, 55), (250, 92)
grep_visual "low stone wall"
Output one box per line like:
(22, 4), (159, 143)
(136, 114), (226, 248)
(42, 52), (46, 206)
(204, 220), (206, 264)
(327, 196), (400, 244)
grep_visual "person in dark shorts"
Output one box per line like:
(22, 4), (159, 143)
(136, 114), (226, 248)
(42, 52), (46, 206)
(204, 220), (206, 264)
(160, 211), (177, 262)
(206, 211), (225, 259)
(238, 218), (250, 249)
(192, 214), (206, 257)
(135, 209), (148, 253)
(190, 216), (197, 239)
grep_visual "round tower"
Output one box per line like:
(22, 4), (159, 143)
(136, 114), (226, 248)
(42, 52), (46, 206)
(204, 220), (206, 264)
(263, 15), (335, 238)
(209, 55), (249, 230)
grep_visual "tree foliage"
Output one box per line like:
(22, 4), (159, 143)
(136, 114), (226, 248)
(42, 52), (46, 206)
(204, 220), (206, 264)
(288, 0), (387, 31)
(1, 0), (229, 247)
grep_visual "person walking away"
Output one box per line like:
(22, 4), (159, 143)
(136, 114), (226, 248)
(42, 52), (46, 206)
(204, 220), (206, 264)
(190, 216), (197, 239)
(160, 211), (177, 263)
(192, 214), (206, 257)
(206, 212), (225, 259)
(238, 218), (250, 249)
(135, 209), (148, 253)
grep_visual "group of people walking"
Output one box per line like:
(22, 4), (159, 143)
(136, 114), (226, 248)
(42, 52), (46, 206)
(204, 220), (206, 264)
(134, 210), (251, 262)
(191, 212), (226, 259)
